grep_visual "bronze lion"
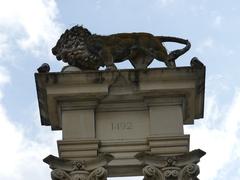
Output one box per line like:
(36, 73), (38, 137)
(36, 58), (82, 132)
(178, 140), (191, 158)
(52, 26), (191, 70)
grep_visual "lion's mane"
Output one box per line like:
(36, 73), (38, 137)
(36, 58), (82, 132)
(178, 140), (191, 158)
(52, 26), (103, 70)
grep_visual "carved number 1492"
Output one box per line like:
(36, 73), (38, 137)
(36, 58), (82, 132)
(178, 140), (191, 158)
(112, 122), (133, 131)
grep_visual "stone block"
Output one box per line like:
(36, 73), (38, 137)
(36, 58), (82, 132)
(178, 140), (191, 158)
(35, 67), (205, 176)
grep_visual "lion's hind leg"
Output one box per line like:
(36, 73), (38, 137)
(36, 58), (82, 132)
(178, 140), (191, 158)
(101, 48), (117, 70)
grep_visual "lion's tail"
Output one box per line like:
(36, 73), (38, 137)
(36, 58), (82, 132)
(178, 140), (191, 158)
(157, 36), (191, 61)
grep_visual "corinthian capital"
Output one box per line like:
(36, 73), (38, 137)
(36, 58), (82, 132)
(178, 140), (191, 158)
(135, 149), (205, 180)
(44, 153), (114, 180)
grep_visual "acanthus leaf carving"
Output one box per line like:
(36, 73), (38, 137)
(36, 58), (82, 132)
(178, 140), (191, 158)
(87, 167), (107, 180)
(136, 149), (205, 180)
(179, 163), (200, 180)
(51, 169), (71, 180)
(44, 154), (114, 180)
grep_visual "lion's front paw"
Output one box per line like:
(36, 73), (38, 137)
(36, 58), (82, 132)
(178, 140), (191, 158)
(106, 64), (117, 71)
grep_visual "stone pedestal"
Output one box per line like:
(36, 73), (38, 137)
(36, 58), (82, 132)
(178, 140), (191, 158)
(35, 67), (205, 177)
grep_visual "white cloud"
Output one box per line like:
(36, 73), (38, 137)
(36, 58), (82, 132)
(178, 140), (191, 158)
(213, 15), (223, 27)
(196, 37), (214, 53)
(156, 0), (176, 6)
(0, 66), (61, 180)
(0, 66), (10, 99)
(0, 0), (62, 58)
(0, 33), (10, 58)
(185, 89), (240, 179)
(202, 38), (214, 48)
(0, 66), (10, 86)
(207, 75), (230, 92)
(0, 103), (61, 180)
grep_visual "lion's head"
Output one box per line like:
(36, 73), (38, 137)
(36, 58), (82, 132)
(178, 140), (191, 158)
(52, 25), (102, 70)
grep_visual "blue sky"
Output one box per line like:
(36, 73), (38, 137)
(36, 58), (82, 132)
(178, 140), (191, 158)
(0, 0), (240, 179)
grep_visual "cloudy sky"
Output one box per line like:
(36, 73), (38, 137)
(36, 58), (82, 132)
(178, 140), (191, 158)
(0, 0), (240, 179)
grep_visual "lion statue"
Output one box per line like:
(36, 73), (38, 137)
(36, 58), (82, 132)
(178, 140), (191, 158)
(52, 25), (191, 70)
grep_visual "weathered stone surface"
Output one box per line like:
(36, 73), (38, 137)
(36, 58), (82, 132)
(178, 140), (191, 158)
(135, 149), (206, 180)
(35, 67), (205, 176)
(44, 153), (113, 180)
(35, 67), (205, 129)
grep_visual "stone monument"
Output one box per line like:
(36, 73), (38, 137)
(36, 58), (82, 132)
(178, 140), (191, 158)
(35, 26), (206, 179)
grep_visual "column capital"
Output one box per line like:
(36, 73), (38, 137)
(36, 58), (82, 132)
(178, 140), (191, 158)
(135, 149), (205, 180)
(43, 153), (114, 180)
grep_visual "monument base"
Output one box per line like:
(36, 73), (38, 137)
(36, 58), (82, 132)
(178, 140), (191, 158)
(35, 67), (205, 177)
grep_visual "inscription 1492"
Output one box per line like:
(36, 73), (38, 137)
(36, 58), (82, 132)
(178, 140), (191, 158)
(112, 122), (133, 131)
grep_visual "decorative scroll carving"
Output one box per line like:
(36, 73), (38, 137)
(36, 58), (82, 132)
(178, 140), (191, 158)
(135, 149), (205, 180)
(179, 163), (200, 180)
(88, 167), (107, 180)
(51, 169), (72, 180)
(143, 165), (164, 180)
(44, 154), (113, 180)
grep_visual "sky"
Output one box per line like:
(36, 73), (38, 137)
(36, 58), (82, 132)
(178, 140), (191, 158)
(0, 0), (240, 179)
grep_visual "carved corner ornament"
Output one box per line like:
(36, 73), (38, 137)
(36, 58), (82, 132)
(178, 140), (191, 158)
(43, 153), (114, 180)
(135, 149), (206, 180)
